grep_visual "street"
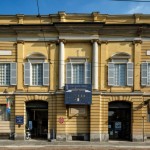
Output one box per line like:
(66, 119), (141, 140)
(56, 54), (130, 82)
(1, 140), (150, 150)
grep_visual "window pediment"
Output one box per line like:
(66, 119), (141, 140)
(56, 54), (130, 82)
(26, 52), (46, 60)
(111, 52), (131, 59)
(68, 57), (88, 63)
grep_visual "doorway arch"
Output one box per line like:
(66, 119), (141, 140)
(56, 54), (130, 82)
(26, 100), (48, 139)
(108, 101), (131, 141)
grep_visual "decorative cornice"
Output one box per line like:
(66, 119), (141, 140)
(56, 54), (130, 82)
(100, 40), (108, 44)
(17, 40), (24, 44)
(58, 11), (66, 22)
(133, 40), (142, 44)
(92, 12), (99, 22)
(16, 14), (24, 24)
(134, 13), (143, 24)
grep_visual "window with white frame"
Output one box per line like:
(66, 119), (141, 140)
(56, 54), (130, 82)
(141, 62), (150, 86)
(0, 63), (17, 86)
(0, 104), (10, 121)
(66, 58), (91, 84)
(0, 64), (10, 85)
(32, 64), (43, 85)
(24, 53), (49, 86)
(72, 64), (84, 84)
(108, 53), (133, 87)
(114, 64), (126, 86)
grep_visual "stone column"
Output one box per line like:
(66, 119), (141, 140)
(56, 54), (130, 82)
(100, 41), (108, 91)
(92, 40), (99, 90)
(133, 40), (142, 91)
(59, 40), (65, 90)
(17, 41), (24, 91)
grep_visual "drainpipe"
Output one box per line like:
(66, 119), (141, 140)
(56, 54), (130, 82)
(142, 116), (145, 142)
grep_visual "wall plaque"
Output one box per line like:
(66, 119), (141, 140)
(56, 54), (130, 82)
(0, 50), (12, 55)
(16, 116), (24, 124)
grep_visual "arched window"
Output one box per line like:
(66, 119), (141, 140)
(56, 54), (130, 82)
(108, 52), (133, 87)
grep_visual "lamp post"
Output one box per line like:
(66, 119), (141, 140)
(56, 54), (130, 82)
(142, 116), (145, 142)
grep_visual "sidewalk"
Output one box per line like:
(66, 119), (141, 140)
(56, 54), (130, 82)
(1, 140), (150, 149)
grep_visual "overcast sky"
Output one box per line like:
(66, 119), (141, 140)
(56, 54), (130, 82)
(0, 0), (150, 15)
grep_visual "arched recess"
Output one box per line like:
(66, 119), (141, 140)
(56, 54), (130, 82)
(26, 100), (48, 139)
(108, 101), (132, 141)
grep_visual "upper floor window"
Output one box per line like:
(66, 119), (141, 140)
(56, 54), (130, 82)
(72, 64), (84, 84)
(108, 52), (133, 87)
(24, 52), (49, 86)
(0, 64), (10, 85)
(141, 62), (150, 86)
(32, 64), (43, 85)
(114, 64), (126, 86)
(0, 63), (16, 86)
(66, 57), (91, 84)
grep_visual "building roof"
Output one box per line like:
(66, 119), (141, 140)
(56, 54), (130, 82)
(0, 12), (149, 25)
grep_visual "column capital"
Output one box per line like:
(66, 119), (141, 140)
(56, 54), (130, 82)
(58, 39), (66, 43)
(91, 39), (100, 44)
(133, 40), (142, 44)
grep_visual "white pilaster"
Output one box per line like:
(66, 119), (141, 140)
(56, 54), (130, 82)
(92, 40), (99, 90)
(59, 40), (65, 89)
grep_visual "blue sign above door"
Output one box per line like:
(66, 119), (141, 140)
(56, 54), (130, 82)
(65, 84), (92, 105)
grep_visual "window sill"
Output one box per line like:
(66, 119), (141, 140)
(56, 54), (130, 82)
(110, 85), (127, 88)
(25, 85), (48, 87)
(0, 85), (15, 87)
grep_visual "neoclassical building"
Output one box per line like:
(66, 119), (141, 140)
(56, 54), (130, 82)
(0, 12), (150, 142)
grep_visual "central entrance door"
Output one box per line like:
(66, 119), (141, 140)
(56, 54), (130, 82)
(26, 101), (48, 139)
(108, 101), (131, 141)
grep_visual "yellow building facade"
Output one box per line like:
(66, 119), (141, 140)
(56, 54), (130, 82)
(0, 12), (150, 142)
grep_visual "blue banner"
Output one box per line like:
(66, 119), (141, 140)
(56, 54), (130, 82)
(65, 84), (92, 105)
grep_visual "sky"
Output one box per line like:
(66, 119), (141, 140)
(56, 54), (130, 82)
(0, 0), (150, 15)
